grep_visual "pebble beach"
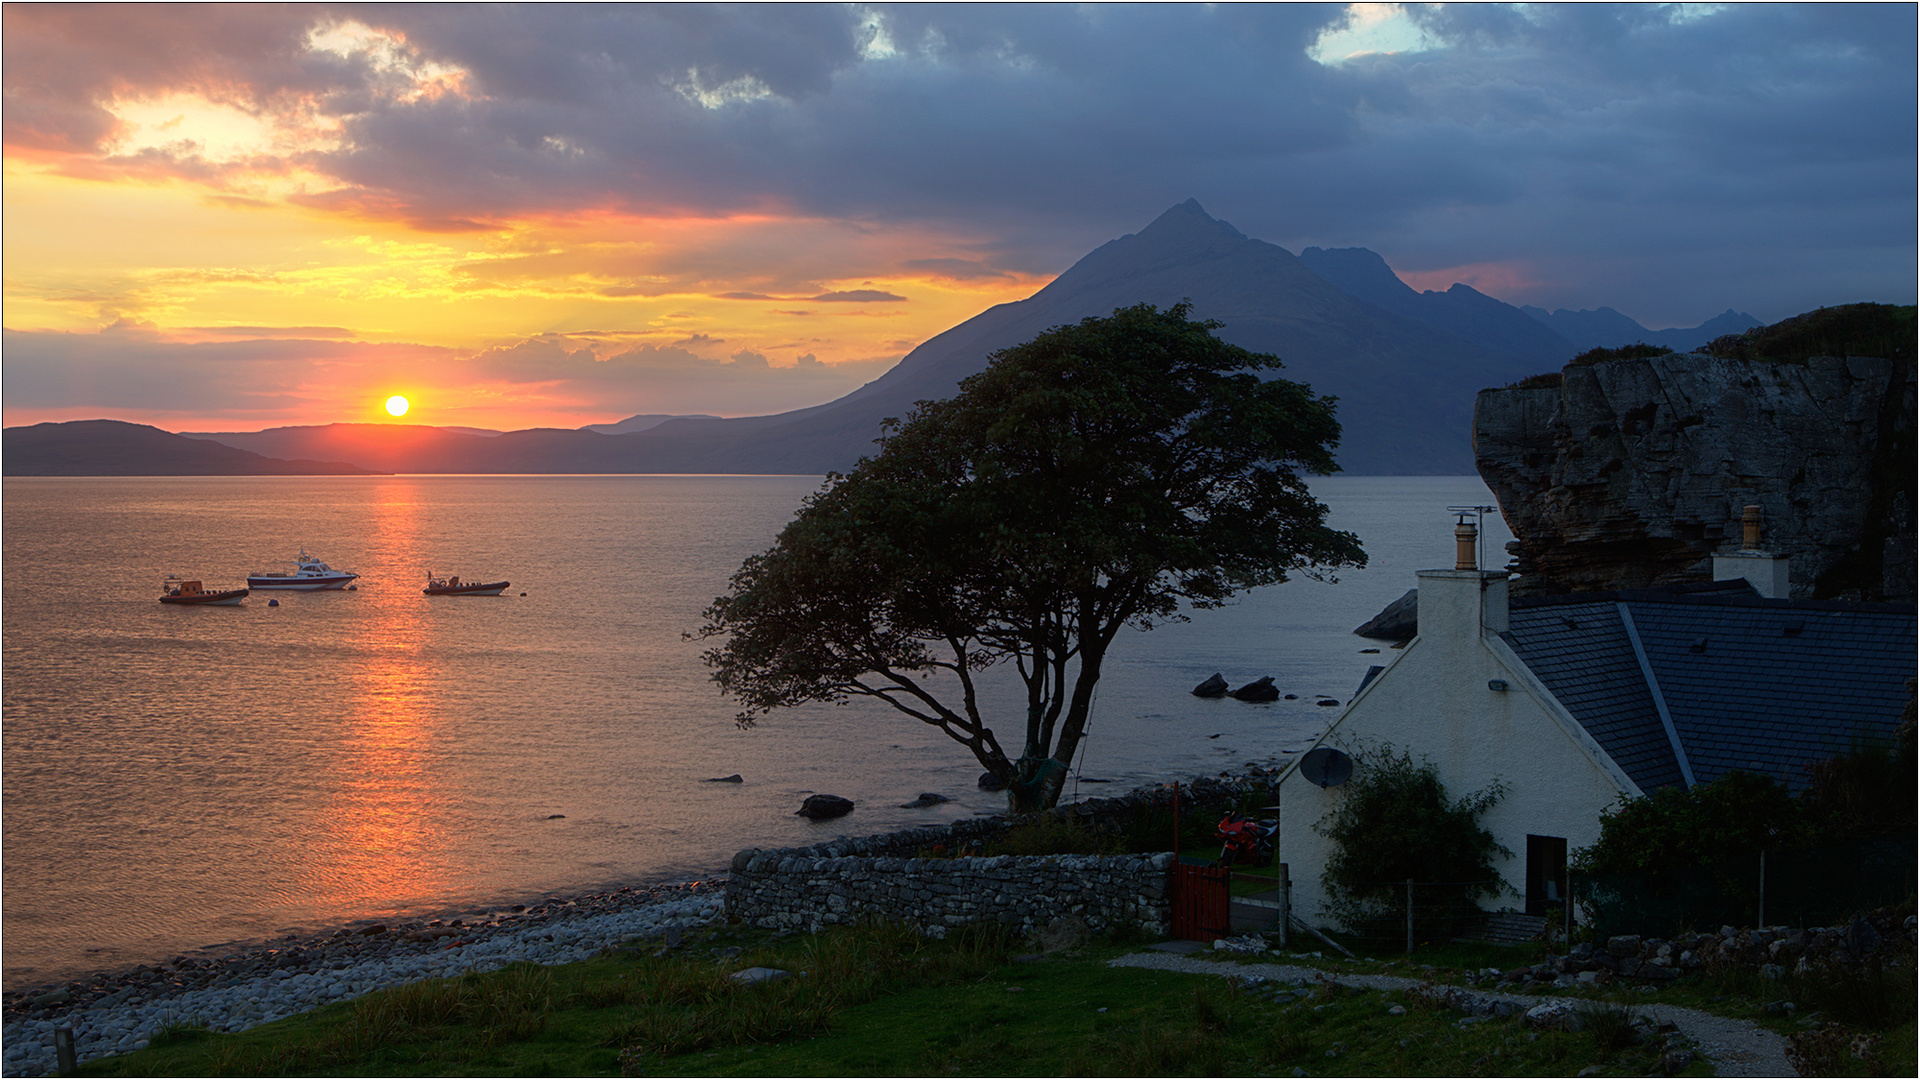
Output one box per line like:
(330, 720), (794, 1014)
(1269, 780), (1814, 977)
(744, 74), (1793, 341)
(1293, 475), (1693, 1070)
(0, 880), (726, 1077)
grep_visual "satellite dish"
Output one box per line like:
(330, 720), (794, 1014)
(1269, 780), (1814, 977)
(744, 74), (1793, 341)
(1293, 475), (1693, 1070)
(1299, 747), (1352, 788)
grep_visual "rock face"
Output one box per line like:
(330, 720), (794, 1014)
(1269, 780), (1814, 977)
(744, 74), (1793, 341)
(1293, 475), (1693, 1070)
(1353, 587), (1418, 641)
(1191, 673), (1229, 698)
(1475, 352), (1915, 599)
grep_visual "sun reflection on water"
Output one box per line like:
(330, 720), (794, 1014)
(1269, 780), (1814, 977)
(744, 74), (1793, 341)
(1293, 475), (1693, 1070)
(307, 480), (457, 913)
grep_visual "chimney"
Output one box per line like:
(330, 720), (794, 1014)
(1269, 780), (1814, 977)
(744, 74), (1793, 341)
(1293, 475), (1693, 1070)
(1712, 503), (1791, 599)
(1456, 516), (1479, 570)
(1418, 513), (1509, 643)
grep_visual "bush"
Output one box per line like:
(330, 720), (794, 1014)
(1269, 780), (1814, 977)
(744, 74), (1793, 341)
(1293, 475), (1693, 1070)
(1315, 744), (1510, 943)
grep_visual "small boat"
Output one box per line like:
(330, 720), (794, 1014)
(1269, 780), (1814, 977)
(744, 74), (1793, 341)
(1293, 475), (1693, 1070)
(160, 577), (249, 606)
(423, 572), (511, 597)
(247, 550), (359, 591)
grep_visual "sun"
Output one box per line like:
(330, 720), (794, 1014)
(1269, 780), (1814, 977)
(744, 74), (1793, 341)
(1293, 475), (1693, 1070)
(385, 395), (411, 417)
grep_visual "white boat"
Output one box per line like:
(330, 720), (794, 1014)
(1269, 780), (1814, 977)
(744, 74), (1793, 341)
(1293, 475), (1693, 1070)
(247, 550), (359, 591)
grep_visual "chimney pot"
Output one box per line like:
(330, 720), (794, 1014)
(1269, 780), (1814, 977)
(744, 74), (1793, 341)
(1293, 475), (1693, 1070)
(1741, 505), (1763, 550)
(1455, 518), (1478, 571)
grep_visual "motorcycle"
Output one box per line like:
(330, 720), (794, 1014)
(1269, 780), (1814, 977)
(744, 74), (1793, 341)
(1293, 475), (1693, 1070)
(1213, 810), (1277, 868)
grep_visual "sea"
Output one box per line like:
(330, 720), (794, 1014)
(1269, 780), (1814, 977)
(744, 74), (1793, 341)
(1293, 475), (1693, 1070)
(1, 473), (1512, 990)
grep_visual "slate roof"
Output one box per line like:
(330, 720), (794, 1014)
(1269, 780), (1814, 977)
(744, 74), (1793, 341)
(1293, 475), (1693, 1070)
(1502, 581), (1915, 794)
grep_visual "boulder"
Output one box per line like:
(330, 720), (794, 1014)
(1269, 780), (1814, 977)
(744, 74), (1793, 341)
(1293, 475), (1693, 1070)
(703, 774), (744, 783)
(899, 792), (950, 809)
(977, 772), (1006, 791)
(1192, 673), (1229, 697)
(1354, 588), (1418, 641)
(1230, 676), (1280, 702)
(795, 794), (854, 819)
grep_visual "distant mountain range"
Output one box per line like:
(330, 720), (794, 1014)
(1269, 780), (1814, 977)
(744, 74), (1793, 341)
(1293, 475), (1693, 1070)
(2, 418), (379, 476)
(4, 200), (1761, 477)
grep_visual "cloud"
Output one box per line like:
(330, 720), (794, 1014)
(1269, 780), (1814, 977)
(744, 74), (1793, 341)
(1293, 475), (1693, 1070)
(901, 257), (1013, 281)
(4, 4), (1913, 326)
(809, 289), (905, 302)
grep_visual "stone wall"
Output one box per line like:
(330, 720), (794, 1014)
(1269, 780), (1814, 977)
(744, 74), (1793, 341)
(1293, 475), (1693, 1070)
(722, 772), (1272, 938)
(725, 849), (1176, 937)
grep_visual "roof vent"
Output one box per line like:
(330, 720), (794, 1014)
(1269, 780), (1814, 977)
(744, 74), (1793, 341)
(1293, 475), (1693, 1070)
(1689, 637), (1709, 654)
(1782, 621), (1805, 637)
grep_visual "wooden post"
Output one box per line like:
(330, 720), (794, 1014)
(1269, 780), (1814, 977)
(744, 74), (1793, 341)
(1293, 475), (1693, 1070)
(1278, 863), (1291, 946)
(1172, 782), (1180, 861)
(53, 1027), (75, 1076)
(1757, 849), (1766, 928)
(1406, 878), (1415, 955)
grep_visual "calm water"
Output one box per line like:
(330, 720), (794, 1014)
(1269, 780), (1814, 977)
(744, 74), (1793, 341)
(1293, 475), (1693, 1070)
(1, 474), (1510, 988)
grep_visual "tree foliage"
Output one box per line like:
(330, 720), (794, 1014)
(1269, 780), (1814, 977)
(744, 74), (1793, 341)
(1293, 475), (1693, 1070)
(694, 302), (1365, 812)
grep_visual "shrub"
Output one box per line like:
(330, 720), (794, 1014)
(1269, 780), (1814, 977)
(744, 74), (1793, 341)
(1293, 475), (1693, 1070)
(1315, 744), (1510, 944)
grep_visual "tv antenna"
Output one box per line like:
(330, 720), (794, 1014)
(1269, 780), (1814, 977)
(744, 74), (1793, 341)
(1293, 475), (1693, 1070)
(1448, 504), (1498, 573)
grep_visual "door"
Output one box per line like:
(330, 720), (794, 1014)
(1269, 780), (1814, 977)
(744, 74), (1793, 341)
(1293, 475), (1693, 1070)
(1525, 834), (1567, 917)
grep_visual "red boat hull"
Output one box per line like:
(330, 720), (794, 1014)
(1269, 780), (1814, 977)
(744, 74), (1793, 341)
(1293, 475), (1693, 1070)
(160, 588), (249, 606)
(423, 581), (510, 596)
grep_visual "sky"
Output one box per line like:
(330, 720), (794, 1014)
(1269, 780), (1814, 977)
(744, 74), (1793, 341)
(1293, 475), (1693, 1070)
(4, 3), (1914, 432)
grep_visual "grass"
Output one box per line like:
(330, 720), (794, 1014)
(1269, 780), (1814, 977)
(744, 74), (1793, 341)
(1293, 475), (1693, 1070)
(70, 920), (1769, 1078)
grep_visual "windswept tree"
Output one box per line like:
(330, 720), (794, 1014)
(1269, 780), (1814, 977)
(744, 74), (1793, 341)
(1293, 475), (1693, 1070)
(695, 303), (1365, 812)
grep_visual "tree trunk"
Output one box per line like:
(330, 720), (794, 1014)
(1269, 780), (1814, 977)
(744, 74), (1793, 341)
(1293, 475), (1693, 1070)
(1006, 755), (1069, 814)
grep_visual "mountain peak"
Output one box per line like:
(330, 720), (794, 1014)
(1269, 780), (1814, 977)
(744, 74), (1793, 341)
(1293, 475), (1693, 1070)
(1135, 199), (1246, 244)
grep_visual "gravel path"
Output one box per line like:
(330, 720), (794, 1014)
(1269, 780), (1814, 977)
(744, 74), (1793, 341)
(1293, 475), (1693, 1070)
(1110, 952), (1796, 1077)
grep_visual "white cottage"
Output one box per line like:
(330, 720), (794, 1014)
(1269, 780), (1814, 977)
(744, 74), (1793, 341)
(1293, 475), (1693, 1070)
(1272, 512), (1915, 929)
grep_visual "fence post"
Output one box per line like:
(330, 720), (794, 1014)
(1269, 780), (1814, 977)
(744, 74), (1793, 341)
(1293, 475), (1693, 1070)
(1278, 863), (1291, 946)
(1406, 878), (1414, 955)
(1757, 848), (1766, 928)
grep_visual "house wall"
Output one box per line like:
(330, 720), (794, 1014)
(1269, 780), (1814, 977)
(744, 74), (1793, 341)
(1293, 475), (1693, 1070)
(1274, 569), (1633, 927)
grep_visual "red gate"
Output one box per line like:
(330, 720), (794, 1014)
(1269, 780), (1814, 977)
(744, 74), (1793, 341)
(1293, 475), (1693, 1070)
(1171, 860), (1231, 942)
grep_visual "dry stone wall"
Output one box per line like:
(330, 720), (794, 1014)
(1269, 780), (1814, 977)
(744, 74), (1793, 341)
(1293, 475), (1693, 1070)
(725, 849), (1176, 938)
(724, 772), (1272, 938)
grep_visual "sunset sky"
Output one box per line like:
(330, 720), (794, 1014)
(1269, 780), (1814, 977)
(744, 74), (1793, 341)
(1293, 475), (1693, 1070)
(5, 3), (1914, 432)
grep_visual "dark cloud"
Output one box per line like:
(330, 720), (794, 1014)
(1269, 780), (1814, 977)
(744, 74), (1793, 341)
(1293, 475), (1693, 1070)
(3, 3), (1913, 326)
(809, 290), (905, 302)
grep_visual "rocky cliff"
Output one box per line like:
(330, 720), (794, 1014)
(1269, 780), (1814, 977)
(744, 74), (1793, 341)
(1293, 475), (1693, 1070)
(1475, 348), (1915, 601)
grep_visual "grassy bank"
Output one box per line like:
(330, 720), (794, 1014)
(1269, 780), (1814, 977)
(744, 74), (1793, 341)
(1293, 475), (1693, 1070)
(72, 916), (1913, 1078)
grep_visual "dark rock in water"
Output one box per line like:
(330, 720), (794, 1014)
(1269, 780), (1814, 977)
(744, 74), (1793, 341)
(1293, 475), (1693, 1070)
(899, 792), (950, 809)
(703, 774), (744, 783)
(1317, 699), (1340, 707)
(1230, 676), (1280, 702)
(796, 794), (855, 819)
(1284, 694), (1298, 700)
(1354, 587), (1418, 642)
(546, 814), (566, 819)
(978, 771), (1006, 791)
(1192, 672), (1229, 697)
(1081, 777), (1111, 783)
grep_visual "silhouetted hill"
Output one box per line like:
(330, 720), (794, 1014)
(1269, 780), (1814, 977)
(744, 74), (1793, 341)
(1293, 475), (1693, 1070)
(3, 420), (383, 476)
(1297, 246), (1577, 367)
(1521, 304), (1760, 353)
(594, 199), (1551, 474)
